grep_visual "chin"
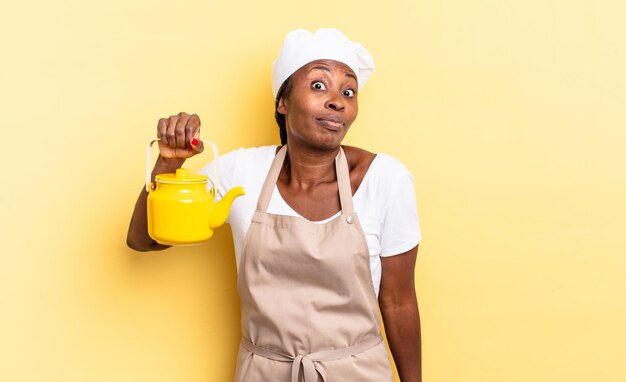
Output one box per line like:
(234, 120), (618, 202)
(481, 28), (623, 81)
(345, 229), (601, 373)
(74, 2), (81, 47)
(310, 134), (345, 151)
(288, 129), (347, 151)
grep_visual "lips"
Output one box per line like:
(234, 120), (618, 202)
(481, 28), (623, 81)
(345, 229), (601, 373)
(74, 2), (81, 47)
(316, 115), (345, 131)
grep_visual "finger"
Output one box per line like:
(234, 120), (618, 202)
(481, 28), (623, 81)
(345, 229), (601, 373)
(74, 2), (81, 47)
(157, 118), (168, 145)
(175, 112), (190, 149)
(186, 114), (201, 150)
(166, 115), (179, 148)
(186, 114), (200, 142)
(190, 137), (204, 154)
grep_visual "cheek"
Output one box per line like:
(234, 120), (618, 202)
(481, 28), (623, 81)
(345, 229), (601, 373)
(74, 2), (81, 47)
(292, 97), (318, 119)
(347, 103), (358, 123)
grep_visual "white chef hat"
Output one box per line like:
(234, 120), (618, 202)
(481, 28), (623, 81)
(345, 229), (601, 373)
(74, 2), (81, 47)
(271, 28), (375, 100)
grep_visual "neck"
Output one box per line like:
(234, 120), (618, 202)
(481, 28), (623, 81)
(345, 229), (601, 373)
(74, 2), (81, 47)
(282, 143), (340, 187)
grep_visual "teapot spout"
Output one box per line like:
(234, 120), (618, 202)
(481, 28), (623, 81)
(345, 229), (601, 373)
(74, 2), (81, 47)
(208, 186), (245, 229)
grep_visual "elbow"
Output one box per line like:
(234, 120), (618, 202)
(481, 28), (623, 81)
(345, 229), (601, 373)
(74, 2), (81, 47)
(126, 233), (170, 252)
(378, 289), (418, 312)
(126, 235), (155, 252)
(126, 237), (148, 252)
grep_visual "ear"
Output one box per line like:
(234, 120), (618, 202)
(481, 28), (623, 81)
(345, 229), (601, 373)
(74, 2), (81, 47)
(277, 96), (288, 115)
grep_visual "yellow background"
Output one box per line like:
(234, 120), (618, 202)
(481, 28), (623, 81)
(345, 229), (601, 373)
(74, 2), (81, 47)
(1, 0), (625, 381)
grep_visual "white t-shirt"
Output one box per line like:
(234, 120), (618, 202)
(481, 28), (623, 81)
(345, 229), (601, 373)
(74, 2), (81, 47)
(200, 145), (421, 296)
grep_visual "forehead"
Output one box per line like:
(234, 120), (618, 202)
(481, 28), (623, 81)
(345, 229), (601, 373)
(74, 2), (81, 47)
(294, 59), (357, 82)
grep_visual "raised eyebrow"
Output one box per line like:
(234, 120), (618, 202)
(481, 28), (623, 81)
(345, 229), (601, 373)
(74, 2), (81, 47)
(345, 72), (357, 82)
(307, 65), (358, 83)
(307, 65), (331, 74)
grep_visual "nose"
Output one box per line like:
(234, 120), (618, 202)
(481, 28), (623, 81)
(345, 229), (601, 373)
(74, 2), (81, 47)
(325, 94), (345, 112)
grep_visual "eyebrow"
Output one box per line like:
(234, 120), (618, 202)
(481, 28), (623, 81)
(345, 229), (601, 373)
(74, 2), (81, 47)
(308, 65), (358, 82)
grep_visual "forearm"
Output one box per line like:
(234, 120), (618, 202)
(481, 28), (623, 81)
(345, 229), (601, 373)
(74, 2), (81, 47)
(380, 298), (422, 382)
(126, 155), (185, 251)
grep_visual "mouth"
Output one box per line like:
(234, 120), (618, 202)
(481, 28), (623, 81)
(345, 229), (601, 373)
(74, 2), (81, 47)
(316, 116), (345, 131)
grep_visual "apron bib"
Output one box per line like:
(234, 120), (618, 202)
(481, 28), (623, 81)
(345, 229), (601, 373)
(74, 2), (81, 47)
(235, 146), (392, 382)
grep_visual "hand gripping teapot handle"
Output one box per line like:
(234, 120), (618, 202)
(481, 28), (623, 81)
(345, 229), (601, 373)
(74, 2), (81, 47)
(146, 139), (219, 193)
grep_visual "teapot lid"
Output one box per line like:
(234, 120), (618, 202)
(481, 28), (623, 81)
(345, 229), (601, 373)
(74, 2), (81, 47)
(155, 168), (208, 184)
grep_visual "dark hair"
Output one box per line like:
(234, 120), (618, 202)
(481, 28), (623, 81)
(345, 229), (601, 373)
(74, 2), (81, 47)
(274, 78), (293, 145)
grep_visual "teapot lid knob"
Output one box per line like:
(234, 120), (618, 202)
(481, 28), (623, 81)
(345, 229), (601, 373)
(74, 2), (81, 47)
(175, 168), (189, 179)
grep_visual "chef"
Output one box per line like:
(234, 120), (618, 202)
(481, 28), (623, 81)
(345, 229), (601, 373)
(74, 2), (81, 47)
(127, 28), (422, 382)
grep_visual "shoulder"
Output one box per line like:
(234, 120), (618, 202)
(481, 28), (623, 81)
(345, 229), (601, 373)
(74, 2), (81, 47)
(370, 154), (415, 202)
(342, 145), (375, 192)
(342, 145), (375, 171)
(343, 145), (412, 180)
(342, 145), (413, 195)
(371, 153), (413, 178)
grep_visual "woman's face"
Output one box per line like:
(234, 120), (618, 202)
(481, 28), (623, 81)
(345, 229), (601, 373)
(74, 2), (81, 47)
(277, 59), (359, 151)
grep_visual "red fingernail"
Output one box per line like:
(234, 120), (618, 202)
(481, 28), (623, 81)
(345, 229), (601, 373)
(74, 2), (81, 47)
(191, 138), (198, 146)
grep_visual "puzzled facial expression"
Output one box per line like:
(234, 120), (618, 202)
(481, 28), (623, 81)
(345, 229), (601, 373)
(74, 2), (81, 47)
(277, 59), (359, 150)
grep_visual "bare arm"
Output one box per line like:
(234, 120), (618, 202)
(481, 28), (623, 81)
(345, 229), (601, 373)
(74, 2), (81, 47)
(126, 112), (204, 251)
(378, 245), (421, 382)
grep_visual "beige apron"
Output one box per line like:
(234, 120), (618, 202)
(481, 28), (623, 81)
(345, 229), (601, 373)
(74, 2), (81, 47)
(235, 146), (392, 382)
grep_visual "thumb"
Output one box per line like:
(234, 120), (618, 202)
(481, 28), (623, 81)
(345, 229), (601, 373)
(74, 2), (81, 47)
(190, 137), (204, 154)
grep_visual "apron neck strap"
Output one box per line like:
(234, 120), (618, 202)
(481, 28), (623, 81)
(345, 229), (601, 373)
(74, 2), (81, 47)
(257, 145), (287, 212)
(335, 147), (354, 215)
(257, 145), (354, 215)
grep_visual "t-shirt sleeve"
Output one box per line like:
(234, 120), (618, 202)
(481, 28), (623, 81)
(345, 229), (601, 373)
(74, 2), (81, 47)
(379, 171), (422, 257)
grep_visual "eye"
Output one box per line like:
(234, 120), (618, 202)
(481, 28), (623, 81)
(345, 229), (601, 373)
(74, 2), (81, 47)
(342, 89), (355, 97)
(312, 81), (326, 90)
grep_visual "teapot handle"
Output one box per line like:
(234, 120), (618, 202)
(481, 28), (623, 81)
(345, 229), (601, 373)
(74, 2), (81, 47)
(146, 139), (219, 193)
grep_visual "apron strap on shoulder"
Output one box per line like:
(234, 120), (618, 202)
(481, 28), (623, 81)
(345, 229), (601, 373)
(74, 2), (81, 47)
(335, 147), (354, 215)
(257, 145), (288, 212)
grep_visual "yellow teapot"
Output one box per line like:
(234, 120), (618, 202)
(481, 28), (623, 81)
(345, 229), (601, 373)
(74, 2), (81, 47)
(146, 139), (245, 245)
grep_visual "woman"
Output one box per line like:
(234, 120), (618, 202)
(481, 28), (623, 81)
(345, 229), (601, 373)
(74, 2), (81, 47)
(128, 28), (422, 382)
